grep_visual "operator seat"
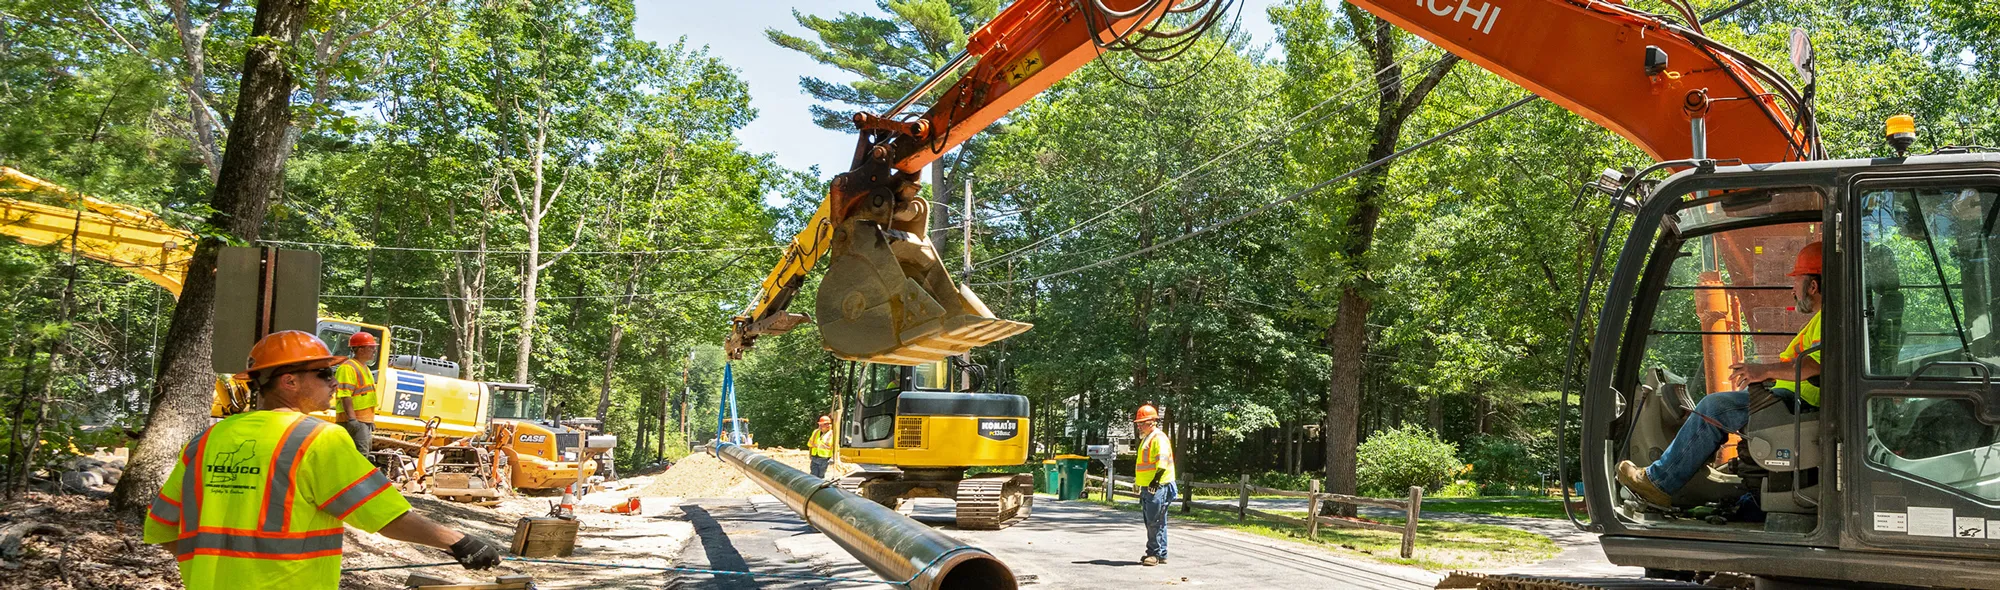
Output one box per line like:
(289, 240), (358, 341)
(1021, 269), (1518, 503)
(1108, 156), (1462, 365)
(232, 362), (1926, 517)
(1626, 367), (1741, 507)
(1740, 380), (1823, 532)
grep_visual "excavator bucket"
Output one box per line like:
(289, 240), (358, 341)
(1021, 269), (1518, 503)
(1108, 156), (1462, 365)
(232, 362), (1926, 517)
(816, 198), (1030, 365)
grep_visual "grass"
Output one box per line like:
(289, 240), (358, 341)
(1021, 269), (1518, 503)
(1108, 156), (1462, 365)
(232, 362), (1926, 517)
(1418, 498), (1568, 519)
(1083, 497), (1559, 571)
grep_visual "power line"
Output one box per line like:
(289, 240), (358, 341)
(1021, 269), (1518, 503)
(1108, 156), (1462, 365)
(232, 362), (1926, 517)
(319, 286), (745, 301)
(972, 51), (1437, 271)
(256, 239), (782, 256)
(972, 94), (1540, 287)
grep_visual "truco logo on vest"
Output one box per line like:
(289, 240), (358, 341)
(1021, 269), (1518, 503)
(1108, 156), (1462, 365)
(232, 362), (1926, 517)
(205, 440), (264, 487)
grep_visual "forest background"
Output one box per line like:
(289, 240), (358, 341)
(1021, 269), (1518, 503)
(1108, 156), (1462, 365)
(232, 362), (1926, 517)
(1, 0), (1993, 506)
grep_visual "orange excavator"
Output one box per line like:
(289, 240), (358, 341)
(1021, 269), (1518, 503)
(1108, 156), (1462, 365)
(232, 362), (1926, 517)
(732, 0), (2000, 587)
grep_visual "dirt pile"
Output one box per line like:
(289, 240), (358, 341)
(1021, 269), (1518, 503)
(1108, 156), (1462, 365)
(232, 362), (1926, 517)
(639, 448), (853, 499)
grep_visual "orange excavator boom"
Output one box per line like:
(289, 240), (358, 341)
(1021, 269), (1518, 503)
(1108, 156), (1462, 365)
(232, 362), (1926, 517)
(1346, 0), (1817, 163)
(728, 0), (1183, 364)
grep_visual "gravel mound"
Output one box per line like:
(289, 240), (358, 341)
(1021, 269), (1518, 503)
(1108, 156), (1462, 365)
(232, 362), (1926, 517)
(640, 448), (852, 499)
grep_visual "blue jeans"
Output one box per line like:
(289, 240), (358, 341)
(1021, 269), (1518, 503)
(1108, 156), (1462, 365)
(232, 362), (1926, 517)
(1140, 481), (1177, 559)
(810, 456), (830, 479)
(1646, 388), (1800, 492)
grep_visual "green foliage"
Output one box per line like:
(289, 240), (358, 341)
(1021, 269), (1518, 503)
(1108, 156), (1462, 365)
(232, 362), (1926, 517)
(1356, 425), (1462, 495)
(5, 0), (1996, 498)
(767, 0), (1001, 129)
(1435, 480), (1479, 498)
(1464, 435), (1540, 488)
(1249, 470), (1318, 492)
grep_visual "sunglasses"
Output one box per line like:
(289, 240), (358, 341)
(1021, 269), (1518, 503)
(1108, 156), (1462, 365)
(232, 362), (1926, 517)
(286, 367), (337, 383)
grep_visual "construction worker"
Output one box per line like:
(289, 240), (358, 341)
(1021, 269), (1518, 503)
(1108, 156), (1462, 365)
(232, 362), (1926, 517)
(143, 330), (499, 588)
(1618, 241), (1824, 506)
(332, 331), (380, 454)
(1133, 403), (1177, 566)
(809, 415), (835, 478)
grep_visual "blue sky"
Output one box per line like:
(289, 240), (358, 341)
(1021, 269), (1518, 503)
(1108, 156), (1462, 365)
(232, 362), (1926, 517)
(632, 0), (1283, 178)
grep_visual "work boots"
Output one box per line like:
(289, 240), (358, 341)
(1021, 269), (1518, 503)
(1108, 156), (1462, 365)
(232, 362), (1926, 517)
(1616, 460), (1673, 506)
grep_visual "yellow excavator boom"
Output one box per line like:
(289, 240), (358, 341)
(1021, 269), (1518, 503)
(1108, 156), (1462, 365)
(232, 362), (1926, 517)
(0, 167), (193, 296)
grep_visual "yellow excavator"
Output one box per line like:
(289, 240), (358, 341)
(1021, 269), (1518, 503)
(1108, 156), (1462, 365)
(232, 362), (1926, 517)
(722, 168), (1035, 528)
(0, 166), (608, 497)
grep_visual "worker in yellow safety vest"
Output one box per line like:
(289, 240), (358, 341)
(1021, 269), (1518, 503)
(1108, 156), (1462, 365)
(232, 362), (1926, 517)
(144, 331), (500, 589)
(332, 331), (379, 454)
(1133, 403), (1176, 566)
(809, 415), (835, 478)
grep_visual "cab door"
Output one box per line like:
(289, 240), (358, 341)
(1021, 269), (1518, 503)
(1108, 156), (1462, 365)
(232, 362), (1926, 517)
(1843, 174), (2000, 557)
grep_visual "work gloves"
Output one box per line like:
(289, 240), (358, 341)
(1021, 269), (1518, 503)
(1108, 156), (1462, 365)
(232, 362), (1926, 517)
(451, 535), (502, 570)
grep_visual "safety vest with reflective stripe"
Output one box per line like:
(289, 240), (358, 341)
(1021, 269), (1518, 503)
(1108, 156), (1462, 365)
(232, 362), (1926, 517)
(144, 411), (411, 590)
(1135, 429), (1176, 487)
(809, 428), (834, 458)
(332, 358), (378, 422)
(1775, 310), (1823, 407)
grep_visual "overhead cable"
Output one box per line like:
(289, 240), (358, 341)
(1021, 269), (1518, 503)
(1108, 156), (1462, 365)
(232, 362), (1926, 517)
(319, 286), (745, 301)
(256, 239), (781, 256)
(971, 94), (1540, 287)
(973, 51), (1437, 270)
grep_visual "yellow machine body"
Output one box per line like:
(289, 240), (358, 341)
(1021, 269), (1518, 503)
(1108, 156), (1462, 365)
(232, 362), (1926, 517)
(496, 419), (599, 491)
(840, 414), (1029, 467)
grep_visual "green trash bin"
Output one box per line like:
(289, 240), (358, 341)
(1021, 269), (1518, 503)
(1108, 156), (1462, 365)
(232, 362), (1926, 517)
(1039, 460), (1059, 495)
(1055, 454), (1090, 500)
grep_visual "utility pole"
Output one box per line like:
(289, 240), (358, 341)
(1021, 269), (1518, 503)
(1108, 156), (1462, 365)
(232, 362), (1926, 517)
(677, 349), (693, 448)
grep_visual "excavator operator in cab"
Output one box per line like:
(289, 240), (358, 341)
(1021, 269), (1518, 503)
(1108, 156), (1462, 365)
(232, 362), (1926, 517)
(1619, 242), (1824, 506)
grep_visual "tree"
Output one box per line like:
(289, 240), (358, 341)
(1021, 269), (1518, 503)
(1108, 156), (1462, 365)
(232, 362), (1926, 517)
(1267, 0), (1460, 515)
(766, 0), (1001, 130)
(110, 0), (314, 512)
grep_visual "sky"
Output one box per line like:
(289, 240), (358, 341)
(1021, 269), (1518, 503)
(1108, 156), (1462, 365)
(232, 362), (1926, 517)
(631, 0), (1283, 178)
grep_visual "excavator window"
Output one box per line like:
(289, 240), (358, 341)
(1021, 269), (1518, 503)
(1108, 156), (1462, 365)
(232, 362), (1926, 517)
(855, 364), (907, 443)
(1860, 185), (2000, 500)
(490, 387), (547, 421)
(315, 323), (383, 361)
(1634, 216), (1822, 402)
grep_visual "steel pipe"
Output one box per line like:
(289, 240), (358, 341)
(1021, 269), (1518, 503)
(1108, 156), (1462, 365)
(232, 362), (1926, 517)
(711, 443), (1017, 590)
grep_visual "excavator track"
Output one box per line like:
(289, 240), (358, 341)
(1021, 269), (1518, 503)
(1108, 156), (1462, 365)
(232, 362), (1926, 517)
(953, 474), (1033, 530)
(1434, 572), (1731, 590)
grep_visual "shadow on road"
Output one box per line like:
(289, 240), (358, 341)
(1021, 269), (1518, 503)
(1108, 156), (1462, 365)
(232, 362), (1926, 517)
(1071, 559), (1145, 567)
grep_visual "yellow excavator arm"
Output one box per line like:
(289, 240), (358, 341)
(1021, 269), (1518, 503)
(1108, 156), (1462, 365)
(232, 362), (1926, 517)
(0, 167), (194, 296)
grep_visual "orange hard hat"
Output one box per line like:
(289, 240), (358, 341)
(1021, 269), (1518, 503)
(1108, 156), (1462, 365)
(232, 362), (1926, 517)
(348, 331), (379, 348)
(239, 330), (345, 381)
(818, 415), (831, 425)
(1788, 241), (1823, 277)
(1134, 404), (1160, 423)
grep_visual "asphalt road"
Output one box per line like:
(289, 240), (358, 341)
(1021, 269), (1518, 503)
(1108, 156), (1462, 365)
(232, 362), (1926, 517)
(664, 495), (1443, 589)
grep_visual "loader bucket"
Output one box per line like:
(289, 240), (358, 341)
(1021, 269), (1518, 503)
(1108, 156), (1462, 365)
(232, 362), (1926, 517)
(816, 205), (1030, 365)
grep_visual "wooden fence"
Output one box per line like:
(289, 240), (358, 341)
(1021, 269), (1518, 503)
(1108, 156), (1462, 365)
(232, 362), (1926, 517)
(1084, 473), (1423, 558)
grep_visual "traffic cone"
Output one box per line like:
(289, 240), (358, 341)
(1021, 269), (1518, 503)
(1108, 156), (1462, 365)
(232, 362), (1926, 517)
(605, 497), (641, 514)
(557, 484), (577, 518)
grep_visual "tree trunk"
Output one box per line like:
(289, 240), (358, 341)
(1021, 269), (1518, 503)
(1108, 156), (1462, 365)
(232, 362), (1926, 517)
(595, 261), (642, 422)
(109, 0), (313, 512)
(1323, 287), (1370, 517)
(5, 342), (40, 496)
(1319, 7), (1461, 518)
(13, 254), (79, 494)
(516, 183), (541, 385)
